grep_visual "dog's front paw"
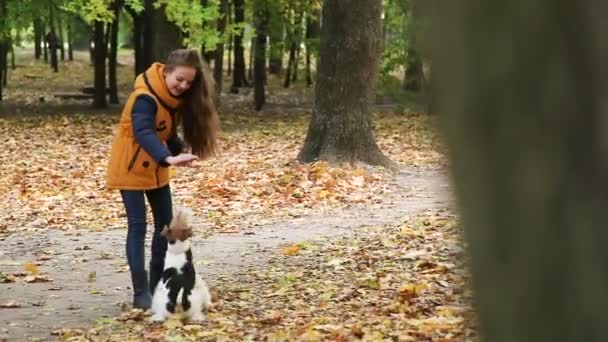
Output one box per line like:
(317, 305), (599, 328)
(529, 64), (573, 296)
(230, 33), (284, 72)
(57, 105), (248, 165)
(187, 313), (206, 323)
(150, 314), (166, 323)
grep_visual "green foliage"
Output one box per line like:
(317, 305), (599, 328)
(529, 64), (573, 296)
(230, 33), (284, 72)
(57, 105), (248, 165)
(380, 0), (412, 84)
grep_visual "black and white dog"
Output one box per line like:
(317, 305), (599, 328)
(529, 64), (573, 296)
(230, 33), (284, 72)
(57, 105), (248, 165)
(151, 207), (211, 322)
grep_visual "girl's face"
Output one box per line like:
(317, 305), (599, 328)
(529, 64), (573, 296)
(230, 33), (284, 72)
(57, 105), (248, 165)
(164, 66), (197, 96)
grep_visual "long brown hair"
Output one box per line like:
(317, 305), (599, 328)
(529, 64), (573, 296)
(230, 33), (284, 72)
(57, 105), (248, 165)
(165, 49), (219, 159)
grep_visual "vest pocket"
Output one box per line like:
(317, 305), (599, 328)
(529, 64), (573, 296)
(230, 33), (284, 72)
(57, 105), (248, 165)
(127, 146), (142, 172)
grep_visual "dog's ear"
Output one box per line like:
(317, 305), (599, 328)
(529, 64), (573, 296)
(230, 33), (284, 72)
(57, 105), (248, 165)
(184, 228), (193, 240)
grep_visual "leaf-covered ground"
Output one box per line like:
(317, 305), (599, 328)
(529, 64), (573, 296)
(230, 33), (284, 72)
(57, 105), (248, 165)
(0, 111), (445, 236)
(52, 210), (474, 342)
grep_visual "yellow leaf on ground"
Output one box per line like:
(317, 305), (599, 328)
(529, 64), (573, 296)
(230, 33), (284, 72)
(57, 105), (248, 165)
(24, 262), (39, 275)
(282, 244), (302, 256)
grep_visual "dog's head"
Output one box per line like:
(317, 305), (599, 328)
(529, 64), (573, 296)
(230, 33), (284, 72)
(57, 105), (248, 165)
(161, 206), (193, 242)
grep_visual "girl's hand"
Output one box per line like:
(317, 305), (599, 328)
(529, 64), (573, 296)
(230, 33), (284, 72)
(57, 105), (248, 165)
(165, 153), (198, 166)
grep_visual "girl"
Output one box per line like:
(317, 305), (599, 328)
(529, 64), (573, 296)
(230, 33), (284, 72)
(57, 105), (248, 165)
(106, 49), (219, 309)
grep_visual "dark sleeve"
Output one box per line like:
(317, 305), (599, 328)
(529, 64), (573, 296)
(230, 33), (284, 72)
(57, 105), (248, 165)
(131, 95), (172, 167)
(167, 133), (185, 156)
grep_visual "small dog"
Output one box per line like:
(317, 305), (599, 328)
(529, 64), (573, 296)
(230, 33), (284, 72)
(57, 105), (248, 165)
(151, 207), (211, 322)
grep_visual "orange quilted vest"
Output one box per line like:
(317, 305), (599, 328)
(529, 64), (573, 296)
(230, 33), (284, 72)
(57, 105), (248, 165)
(106, 63), (181, 190)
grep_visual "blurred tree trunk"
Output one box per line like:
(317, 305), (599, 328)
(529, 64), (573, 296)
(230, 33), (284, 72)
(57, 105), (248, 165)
(93, 21), (107, 108)
(34, 19), (43, 59)
(151, 5), (182, 62)
(0, 1), (6, 97)
(67, 18), (73, 61)
(42, 22), (48, 62)
(268, 3), (284, 75)
(430, 1), (608, 341)
(0, 44), (6, 99)
(108, 0), (121, 104)
(213, 0), (229, 94)
(125, 3), (145, 75)
(230, 0), (249, 93)
(404, 47), (423, 91)
(57, 13), (65, 61)
(253, 0), (268, 111)
(298, 0), (391, 167)
(227, 0), (232, 76)
(48, 5), (59, 72)
(305, 9), (320, 87)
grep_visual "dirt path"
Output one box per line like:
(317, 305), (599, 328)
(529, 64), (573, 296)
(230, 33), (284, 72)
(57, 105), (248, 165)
(0, 168), (451, 341)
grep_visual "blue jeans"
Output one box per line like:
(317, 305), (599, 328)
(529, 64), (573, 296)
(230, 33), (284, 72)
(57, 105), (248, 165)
(120, 185), (172, 275)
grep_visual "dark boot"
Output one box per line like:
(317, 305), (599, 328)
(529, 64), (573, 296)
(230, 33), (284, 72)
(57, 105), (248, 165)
(149, 258), (164, 295)
(130, 270), (151, 310)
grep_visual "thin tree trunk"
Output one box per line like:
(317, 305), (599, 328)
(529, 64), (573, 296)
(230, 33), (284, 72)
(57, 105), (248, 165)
(292, 43), (301, 82)
(0, 43), (6, 99)
(283, 43), (295, 88)
(230, 0), (248, 93)
(291, 8), (304, 82)
(34, 19), (42, 59)
(43, 22), (48, 63)
(48, 6), (59, 72)
(125, 5), (145, 75)
(108, 0), (120, 104)
(268, 19), (284, 75)
(2, 43), (7, 86)
(305, 10), (320, 88)
(58, 13), (65, 61)
(67, 19), (73, 61)
(142, 0), (155, 67)
(248, 37), (254, 81)
(213, 0), (229, 94)
(404, 47), (423, 92)
(297, 0), (391, 167)
(10, 43), (15, 70)
(253, 0), (268, 111)
(227, 0), (232, 76)
(93, 21), (107, 108)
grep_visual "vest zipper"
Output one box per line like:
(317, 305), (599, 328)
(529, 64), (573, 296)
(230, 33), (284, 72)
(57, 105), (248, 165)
(127, 146), (142, 172)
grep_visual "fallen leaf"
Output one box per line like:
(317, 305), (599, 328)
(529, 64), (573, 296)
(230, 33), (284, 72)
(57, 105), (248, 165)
(0, 300), (21, 308)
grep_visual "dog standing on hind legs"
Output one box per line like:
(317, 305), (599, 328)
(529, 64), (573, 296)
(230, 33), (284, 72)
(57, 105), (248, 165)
(151, 207), (211, 322)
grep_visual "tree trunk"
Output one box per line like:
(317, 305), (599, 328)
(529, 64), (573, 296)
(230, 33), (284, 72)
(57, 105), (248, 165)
(108, 0), (120, 104)
(48, 31), (59, 72)
(227, 0), (233, 76)
(151, 4), (182, 62)
(34, 19), (43, 59)
(297, 0), (391, 167)
(140, 0), (156, 69)
(125, 4), (145, 75)
(43, 22), (48, 63)
(268, 8), (284, 75)
(430, 1), (608, 341)
(404, 47), (423, 91)
(291, 8), (304, 82)
(3, 45), (7, 86)
(67, 19), (73, 61)
(0, 43), (6, 99)
(93, 21), (107, 108)
(283, 43), (295, 88)
(213, 0), (229, 94)
(248, 37), (254, 81)
(10, 43), (15, 70)
(305, 11), (320, 87)
(48, 6), (59, 72)
(57, 13), (65, 61)
(230, 0), (248, 93)
(253, 0), (268, 111)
